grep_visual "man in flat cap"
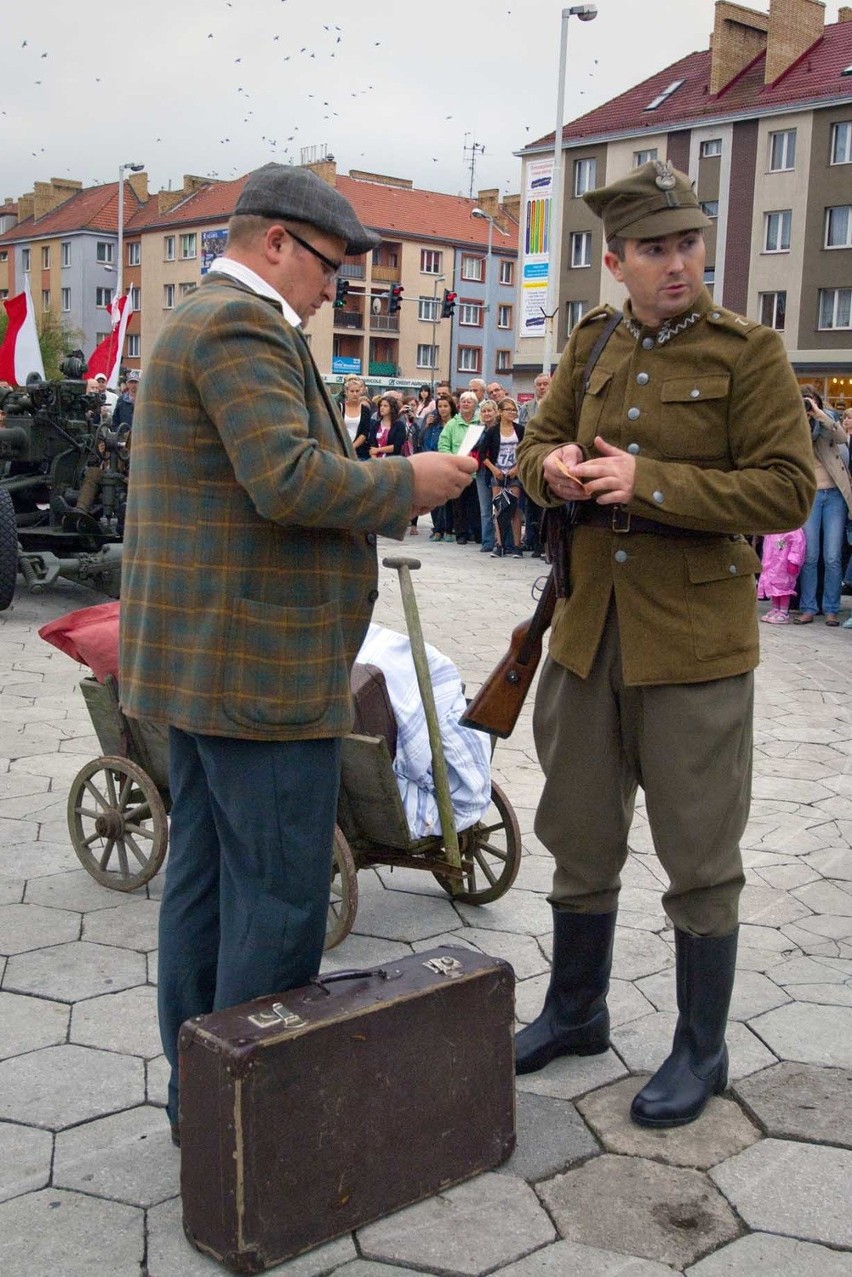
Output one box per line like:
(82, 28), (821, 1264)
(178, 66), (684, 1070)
(516, 161), (814, 1127)
(120, 164), (475, 1142)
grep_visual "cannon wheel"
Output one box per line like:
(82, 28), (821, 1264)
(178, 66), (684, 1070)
(433, 781), (522, 905)
(0, 489), (18, 612)
(325, 826), (358, 950)
(68, 755), (168, 892)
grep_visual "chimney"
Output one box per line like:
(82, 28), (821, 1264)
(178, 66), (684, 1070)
(304, 158), (338, 186)
(156, 175), (214, 215)
(838, 5), (852, 19)
(17, 194), (34, 222)
(32, 177), (81, 222)
(710, 2), (769, 95)
(765, 0), (826, 84)
(475, 188), (501, 217)
(501, 194), (521, 224)
(126, 171), (148, 203)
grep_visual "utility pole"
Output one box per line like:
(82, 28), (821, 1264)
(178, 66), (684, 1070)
(430, 274), (445, 393)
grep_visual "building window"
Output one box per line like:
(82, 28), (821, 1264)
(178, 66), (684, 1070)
(818, 288), (852, 329)
(460, 255), (484, 282)
(130, 286), (141, 309)
(164, 235), (175, 261)
(95, 332), (110, 345)
(0, 251), (6, 263)
(497, 304), (512, 328)
(759, 291), (786, 331)
(499, 260), (514, 285)
(573, 157), (596, 197)
(704, 268), (715, 299)
(633, 148), (658, 167)
(96, 241), (113, 264)
(416, 343), (438, 368)
(700, 139), (722, 158)
(570, 231), (592, 268)
(95, 287), (113, 307)
(496, 349), (512, 372)
(41, 290), (50, 312)
(420, 249), (442, 274)
(61, 288), (71, 312)
(700, 201), (719, 219)
(645, 79), (685, 111)
(127, 334), (141, 358)
(825, 206), (852, 249)
(830, 122), (852, 165)
(179, 233), (197, 260)
(459, 303), (482, 326)
(764, 210), (792, 253)
(127, 241), (141, 266)
(457, 346), (481, 373)
(41, 246), (50, 269)
(566, 300), (588, 331)
(418, 297), (440, 321)
(769, 129), (796, 172)
(22, 248), (30, 272)
(164, 284), (175, 309)
(179, 282), (197, 297)
(61, 242), (71, 267)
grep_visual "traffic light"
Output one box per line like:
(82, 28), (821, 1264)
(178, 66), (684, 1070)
(388, 283), (404, 314)
(441, 289), (457, 319)
(334, 278), (350, 309)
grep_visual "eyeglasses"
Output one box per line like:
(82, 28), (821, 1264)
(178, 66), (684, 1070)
(286, 229), (342, 280)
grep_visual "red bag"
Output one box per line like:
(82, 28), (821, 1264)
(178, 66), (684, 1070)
(38, 601), (120, 682)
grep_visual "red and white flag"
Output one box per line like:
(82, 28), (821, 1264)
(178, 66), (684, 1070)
(0, 278), (46, 386)
(86, 292), (133, 388)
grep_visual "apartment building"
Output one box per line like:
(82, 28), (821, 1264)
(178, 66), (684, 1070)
(515, 0), (852, 407)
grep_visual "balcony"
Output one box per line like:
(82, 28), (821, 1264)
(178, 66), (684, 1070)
(372, 265), (401, 283)
(333, 309), (363, 330)
(339, 262), (366, 280)
(370, 314), (399, 333)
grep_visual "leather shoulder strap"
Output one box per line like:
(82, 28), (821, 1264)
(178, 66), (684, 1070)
(581, 310), (623, 398)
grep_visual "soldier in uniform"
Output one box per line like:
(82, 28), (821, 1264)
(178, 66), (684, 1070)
(516, 161), (814, 1127)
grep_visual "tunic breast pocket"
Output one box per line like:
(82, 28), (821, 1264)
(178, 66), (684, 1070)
(659, 375), (731, 460)
(577, 366), (613, 443)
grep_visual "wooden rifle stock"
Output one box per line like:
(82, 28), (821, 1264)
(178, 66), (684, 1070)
(460, 571), (557, 739)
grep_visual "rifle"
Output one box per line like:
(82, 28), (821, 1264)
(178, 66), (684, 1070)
(459, 570), (557, 739)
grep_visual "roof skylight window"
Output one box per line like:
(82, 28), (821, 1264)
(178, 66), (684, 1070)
(645, 79), (685, 110)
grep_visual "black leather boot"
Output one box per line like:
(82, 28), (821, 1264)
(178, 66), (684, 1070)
(631, 926), (738, 1128)
(515, 908), (616, 1075)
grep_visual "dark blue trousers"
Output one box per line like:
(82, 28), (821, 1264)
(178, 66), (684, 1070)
(159, 727), (341, 1121)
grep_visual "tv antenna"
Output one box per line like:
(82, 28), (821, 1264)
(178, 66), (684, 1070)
(463, 135), (486, 199)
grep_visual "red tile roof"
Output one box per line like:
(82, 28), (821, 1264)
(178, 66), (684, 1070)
(124, 176), (248, 232)
(524, 17), (852, 150)
(0, 181), (144, 244)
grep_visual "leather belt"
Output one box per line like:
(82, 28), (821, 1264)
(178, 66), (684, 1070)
(574, 504), (708, 536)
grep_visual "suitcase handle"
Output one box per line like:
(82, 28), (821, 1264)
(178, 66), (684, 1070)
(310, 967), (391, 994)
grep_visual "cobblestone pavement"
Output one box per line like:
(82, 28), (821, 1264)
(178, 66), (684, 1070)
(1, 538), (851, 1276)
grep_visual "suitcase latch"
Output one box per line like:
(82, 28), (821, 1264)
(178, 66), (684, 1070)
(247, 1002), (306, 1031)
(423, 956), (463, 979)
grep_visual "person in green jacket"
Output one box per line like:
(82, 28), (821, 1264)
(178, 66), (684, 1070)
(438, 390), (481, 544)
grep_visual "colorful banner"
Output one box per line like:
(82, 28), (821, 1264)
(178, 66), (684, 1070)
(201, 229), (229, 275)
(520, 159), (554, 337)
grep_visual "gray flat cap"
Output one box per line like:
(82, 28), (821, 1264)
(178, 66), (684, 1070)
(235, 164), (380, 255)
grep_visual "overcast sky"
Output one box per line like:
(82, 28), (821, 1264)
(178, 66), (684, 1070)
(0, 0), (844, 206)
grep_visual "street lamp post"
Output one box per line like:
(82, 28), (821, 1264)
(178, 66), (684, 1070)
(471, 208), (509, 385)
(542, 4), (597, 375)
(430, 274), (445, 393)
(116, 161), (145, 307)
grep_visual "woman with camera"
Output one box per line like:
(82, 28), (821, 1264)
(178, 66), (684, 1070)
(795, 387), (852, 626)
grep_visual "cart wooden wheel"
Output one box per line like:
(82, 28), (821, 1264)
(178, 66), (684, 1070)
(433, 781), (522, 905)
(325, 826), (358, 950)
(67, 755), (168, 892)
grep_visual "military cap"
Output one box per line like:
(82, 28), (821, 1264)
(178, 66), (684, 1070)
(235, 163), (380, 256)
(583, 160), (712, 240)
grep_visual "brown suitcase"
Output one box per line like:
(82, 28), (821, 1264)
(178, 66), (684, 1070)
(178, 946), (516, 1274)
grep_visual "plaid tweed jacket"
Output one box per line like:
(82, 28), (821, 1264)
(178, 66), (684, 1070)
(119, 273), (413, 740)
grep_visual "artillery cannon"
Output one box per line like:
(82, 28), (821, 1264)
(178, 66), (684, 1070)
(0, 358), (127, 610)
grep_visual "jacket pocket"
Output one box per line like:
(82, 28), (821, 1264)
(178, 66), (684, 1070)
(578, 367), (613, 442)
(685, 538), (761, 662)
(659, 375), (731, 460)
(222, 597), (344, 729)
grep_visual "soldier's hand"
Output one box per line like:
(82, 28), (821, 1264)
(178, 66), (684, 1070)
(573, 436), (636, 505)
(543, 444), (593, 501)
(408, 453), (477, 516)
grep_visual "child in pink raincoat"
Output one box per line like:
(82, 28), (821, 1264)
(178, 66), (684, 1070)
(758, 528), (807, 625)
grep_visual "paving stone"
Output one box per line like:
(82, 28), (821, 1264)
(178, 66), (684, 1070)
(806, 847), (852, 881)
(749, 1001), (852, 1068)
(789, 982), (852, 1005)
(4, 940), (146, 1002)
(0, 991), (69, 1058)
(538, 1154), (741, 1269)
(0, 1121), (53, 1203)
(0, 1187), (143, 1275)
(733, 1061), (852, 1147)
(334, 1264), (441, 1277)
(147, 948), (158, 984)
(0, 902), (80, 955)
(54, 1105), (178, 1206)
(794, 879), (852, 917)
(738, 882), (813, 927)
(515, 1049), (628, 1101)
(770, 954), (852, 986)
(0, 817), (40, 847)
(611, 929), (673, 981)
(0, 1043), (143, 1129)
(686, 1231), (852, 1275)
(575, 1076), (760, 1170)
(0, 878), (23, 904)
(0, 839), (80, 879)
(456, 890), (553, 936)
(320, 933), (412, 973)
(358, 1172), (556, 1274)
(608, 977), (656, 1027)
(611, 1013), (776, 1082)
(146, 1054), (169, 1108)
(710, 1138), (852, 1247)
(634, 968), (790, 1021)
(754, 862), (820, 891)
(412, 928), (549, 980)
(71, 984), (161, 1057)
(348, 888), (462, 942)
(82, 900), (160, 951)
(495, 1239), (678, 1275)
(148, 1193), (359, 1275)
(24, 868), (147, 912)
(497, 1091), (599, 1182)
